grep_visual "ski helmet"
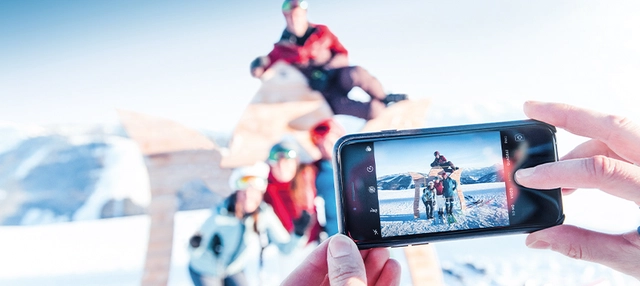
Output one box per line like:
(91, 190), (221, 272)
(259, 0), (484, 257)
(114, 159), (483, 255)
(282, 0), (309, 12)
(228, 162), (270, 191)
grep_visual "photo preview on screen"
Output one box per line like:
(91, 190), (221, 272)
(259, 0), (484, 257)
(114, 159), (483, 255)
(374, 131), (510, 238)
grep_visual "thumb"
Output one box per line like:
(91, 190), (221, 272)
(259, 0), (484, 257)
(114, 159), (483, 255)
(327, 235), (367, 286)
(526, 225), (640, 279)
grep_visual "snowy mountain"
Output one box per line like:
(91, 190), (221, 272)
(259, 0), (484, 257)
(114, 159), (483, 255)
(459, 165), (504, 184)
(377, 166), (503, 191)
(0, 123), (227, 226)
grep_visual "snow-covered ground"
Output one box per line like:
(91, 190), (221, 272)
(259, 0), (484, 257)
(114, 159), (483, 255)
(379, 183), (509, 237)
(0, 210), (409, 286)
(1, 199), (639, 286)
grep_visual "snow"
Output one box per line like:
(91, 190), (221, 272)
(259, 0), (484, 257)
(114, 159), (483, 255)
(13, 146), (51, 180)
(0, 121), (45, 156)
(1, 207), (637, 286)
(0, 215), (149, 285)
(20, 208), (70, 225)
(0, 210), (359, 286)
(73, 137), (150, 221)
(379, 183), (509, 237)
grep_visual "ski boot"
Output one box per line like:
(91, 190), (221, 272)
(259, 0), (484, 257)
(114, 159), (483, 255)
(382, 93), (408, 106)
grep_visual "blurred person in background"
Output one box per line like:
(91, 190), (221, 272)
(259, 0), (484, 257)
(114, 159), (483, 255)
(250, 0), (406, 121)
(310, 119), (346, 236)
(187, 162), (309, 286)
(264, 141), (321, 242)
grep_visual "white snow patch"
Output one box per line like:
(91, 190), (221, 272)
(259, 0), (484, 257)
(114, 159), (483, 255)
(0, 215), (149, 281)
(20, 208), (70, 225)
(13, 147), (51, 180)
(73, 137), (150, 221)
(0, 121), (46, 155)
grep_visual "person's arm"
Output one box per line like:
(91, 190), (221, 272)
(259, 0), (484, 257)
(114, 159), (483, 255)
(263, 204), (307, 254)
(282, 234), (401, 286)
(318, 25), (349, 69)
(515, 101), (640, 280)
(430, 157), (439, 167)
(250, 56), (270, 78)
(250, 43), (296, 78)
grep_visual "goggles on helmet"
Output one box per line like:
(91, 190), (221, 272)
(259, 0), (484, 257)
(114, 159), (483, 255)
(235, 176), (267, 191)
(268, 149), (297, 163)
(282, 0), (308, 13)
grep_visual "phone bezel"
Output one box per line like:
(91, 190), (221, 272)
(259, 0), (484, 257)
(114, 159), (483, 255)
(333, 119), (565, 249)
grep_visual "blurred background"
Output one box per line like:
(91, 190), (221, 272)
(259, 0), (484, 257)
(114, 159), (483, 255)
(1, 0), (639, 285)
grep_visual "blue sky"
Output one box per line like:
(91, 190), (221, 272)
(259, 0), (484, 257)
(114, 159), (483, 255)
(1, 1), (639, 131)
(374, 131), (502, 177)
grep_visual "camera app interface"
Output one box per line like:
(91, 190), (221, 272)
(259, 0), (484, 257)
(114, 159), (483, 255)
(373, 131), (510, 238)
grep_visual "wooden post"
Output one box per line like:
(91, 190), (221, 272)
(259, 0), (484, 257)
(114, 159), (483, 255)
(118, 110), (232, 286)
(404, 244), (444, 286)
(409, 172), (426, 219)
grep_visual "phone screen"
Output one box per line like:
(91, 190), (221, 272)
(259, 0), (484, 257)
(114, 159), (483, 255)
(336, 122), (563, 246)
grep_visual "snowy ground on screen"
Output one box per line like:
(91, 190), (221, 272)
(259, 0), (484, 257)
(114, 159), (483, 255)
(380, 183), (509, 237)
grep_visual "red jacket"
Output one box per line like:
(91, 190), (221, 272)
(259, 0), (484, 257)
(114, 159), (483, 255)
(264, 173), (297, 232)
(265, 24), (348, 70)
(263, 165), (323, 243)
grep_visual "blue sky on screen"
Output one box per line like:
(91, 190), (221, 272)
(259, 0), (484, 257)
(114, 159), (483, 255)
(374, 131), (502, 177)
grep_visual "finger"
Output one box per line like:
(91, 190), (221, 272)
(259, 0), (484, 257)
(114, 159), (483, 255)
(558, 139), (625, 196)
(361, 248), (391, 286)
(523, 101), (640, 164)
(327, 234), (367, 286)
(374, 259), (402, 286)
(281, 238), (331, 286)
(515, 157), (640, 205)
(526, 225), (640, 279)
(561, 139), (625, 162)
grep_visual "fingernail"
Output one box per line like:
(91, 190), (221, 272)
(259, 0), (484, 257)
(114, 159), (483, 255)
(526, 239), (551, 250)
(515, 167), (535, 179)
(329, 235), (354, 258)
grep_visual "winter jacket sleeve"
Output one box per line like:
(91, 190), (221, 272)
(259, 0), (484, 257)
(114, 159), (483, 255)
(263, 204), (305, 254)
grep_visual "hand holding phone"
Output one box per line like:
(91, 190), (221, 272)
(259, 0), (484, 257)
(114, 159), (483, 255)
(333, 120), (564, 248)
(515, 101), (640, 281)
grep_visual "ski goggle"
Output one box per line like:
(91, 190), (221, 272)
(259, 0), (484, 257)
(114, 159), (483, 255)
(282, 0), (308, 13)
(235, 176), (267, 191)
(268, 149), (297, 163)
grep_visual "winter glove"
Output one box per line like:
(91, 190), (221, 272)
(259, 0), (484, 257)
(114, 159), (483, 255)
(211, 234), (223, 256)
(250, 56), (269, 71)
(189, 234), (202, 248)
(293, 210), (311, 236)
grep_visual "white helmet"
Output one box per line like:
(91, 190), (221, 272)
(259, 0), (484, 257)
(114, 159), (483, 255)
(228, 161), (270, 191)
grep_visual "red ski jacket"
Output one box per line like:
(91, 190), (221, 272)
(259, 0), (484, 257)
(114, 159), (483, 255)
(264, 23), (348, 70)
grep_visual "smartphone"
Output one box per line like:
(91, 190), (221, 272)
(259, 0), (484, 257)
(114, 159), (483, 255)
(333, 120), (564, 249)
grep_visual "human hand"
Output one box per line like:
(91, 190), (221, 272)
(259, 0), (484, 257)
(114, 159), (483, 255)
(281, 234), (401, 286)
(324, 53), (349, 69)
(189, 234), (202, 248)
(251, 67), (265, 78)
(293, 210), (311, 236)
(515, 101), (640, 280)
(250, 56), (269, 78)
